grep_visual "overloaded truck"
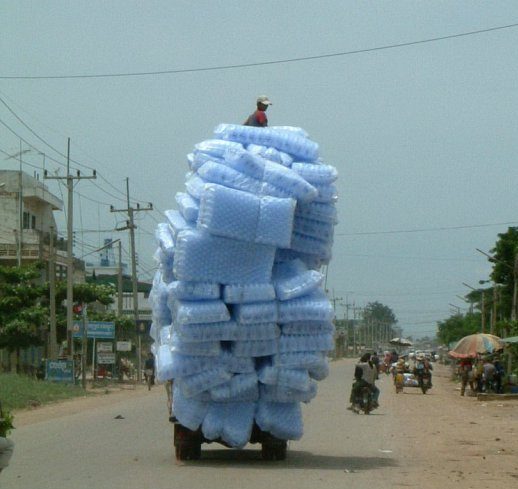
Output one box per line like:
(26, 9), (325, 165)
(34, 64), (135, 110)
(150, 123), (338, 460)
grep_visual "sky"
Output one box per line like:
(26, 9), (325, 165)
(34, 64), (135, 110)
(1, 1), (518, 339)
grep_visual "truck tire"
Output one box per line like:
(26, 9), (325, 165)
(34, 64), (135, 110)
(175, 443), (201, 460)
(261, 441), (287, 461)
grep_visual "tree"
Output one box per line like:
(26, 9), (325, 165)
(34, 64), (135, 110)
(359, 301), (398, 348)
(437, 312), (480, 345)
(490, 226), (518, 319)
(0, 263), (47, 353)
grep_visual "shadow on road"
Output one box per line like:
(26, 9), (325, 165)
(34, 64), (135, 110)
(181, 448), (398, 471)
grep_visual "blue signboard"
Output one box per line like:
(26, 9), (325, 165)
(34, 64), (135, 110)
(46, 359), (75, 383)
(73, 321), (115, 339)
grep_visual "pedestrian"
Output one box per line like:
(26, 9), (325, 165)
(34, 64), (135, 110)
(144, 352), (155, 390)
(243, 95), (272, 127)
(458, 358), (474, 396)
(494, 358), (505, 394)
(482, 358), (496, 392)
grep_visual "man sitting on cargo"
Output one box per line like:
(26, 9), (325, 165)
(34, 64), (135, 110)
(243, 95), (272, 127)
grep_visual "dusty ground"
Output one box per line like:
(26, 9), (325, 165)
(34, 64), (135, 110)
(378, 362), (518, 486)
(10, 361), (518, 488)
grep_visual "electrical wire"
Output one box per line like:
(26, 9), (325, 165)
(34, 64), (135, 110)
(2, 22), (518, 79)
(336, 221), (518, 236)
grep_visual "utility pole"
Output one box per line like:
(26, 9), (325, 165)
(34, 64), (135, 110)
(44, 138), (96, 359)
(118, 240), (123, 317)
(111, 178), (152, 382)
(48, 226), (57, 360)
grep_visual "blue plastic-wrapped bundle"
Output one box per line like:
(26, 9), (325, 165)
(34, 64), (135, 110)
(296, 201), (338, 224)
(233, 322), (280, 341)
(198, 161), (263, 195)
(279, 333), (335, 353)
(232, 301), (278, 324)
(293, 215), (335, 240)
(231, 338), (278, 357)
(198, 184), (295, 247)
(210, 373), (259, 402)
(168, 280), (220, 301)
(219, 349), (256, 373)
(256, 196), (295, 247)
(164, 209), (194, 242)
(290, 162), (338, 185)
(169, 298), (230, 325)
(214, 124), (319, 162)
(222, 146), (266, 179)
(273, 351), (328, 369)
(169, 353), (224, 378)
(173, 383), (210, 431)
(155, 223), (175, 259)
(280, 320), (335, 335)
(173, 229), (276, 284)
(246, 143), (293, 167)
(290, 232), (333, 261)
(202, 402), (256, 448)
(260, 382), (317, 404)
(175, 192), (200, 223)
(179, 367), (232, 398)
(273, 259), (324, 301)
(262, 161), (317, 203)
(155, 344), (174, 383)
(175, 320), (238, 342)
(308, 360), (330, 381)
(185, 173), (209, 200)
(194, 139), (244, 159)
(223, 282), (276, 304)
(255, 400), (304, 440)
(312, 183), (338, 204)
(277, 290), (335, 323)
(171, 333), (221, 356)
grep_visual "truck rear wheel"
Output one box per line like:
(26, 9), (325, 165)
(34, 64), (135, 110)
(261, 441), (287, 461)
(175, 443), (201, 461)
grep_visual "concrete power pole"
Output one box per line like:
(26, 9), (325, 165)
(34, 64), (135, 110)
(110, 178), (152, 382)
(44, 138), (96, 359)
(48, 226), (57, 360)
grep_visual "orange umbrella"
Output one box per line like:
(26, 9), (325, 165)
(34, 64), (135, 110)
(448, 333), (503, 359)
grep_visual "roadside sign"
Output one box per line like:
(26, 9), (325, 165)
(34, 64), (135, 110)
(73, 321), (115, 339)
(116, 341), (132, 352)
(97, 342), (113, 352)
(46, 359), (74, 383)
(97, 352), (116, 365)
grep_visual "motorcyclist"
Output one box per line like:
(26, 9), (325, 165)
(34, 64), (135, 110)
(347, 352), (380, 410)
(413, 354), (433, 387)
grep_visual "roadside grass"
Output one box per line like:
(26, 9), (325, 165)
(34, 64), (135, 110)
(0, 373), (88, 411)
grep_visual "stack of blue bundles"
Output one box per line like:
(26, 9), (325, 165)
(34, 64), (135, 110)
(149, 124), (338, 448)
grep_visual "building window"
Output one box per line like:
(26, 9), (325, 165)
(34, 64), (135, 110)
(23, 212), (36, 229)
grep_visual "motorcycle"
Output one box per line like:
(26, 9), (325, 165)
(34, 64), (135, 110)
(352, 383), (375, 414)
(415, 369), (432, 394)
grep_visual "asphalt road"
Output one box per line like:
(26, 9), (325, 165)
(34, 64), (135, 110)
(3, 359), (517, 489)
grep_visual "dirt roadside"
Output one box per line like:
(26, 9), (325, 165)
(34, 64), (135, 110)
(380, 361), (518, 486)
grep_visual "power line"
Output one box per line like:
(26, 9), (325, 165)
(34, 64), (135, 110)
(336, 221), (518, 236)
(2, 22), (518, 80)
(0, 94), (149, 205)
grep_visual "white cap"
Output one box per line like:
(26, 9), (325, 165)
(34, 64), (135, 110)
(257, 95), (272, 106)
